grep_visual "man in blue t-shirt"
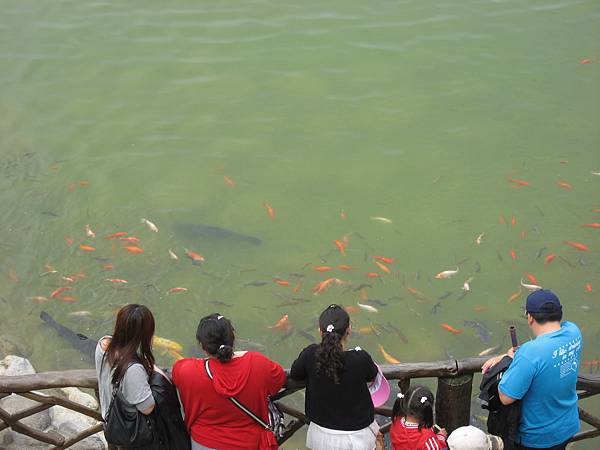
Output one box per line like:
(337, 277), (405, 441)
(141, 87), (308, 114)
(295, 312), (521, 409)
(482, 289), (582, 450)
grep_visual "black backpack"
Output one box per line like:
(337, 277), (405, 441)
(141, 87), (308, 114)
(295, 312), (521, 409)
(479, 356), (520, 450)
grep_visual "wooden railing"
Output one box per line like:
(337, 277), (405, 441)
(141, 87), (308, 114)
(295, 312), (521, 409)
(0, 359), (598, 449)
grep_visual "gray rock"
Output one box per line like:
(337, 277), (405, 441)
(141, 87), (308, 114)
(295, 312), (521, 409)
(0, 355), (36, 376)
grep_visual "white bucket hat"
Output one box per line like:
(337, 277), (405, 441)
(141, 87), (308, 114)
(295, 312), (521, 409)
(447, 426), (504, 450)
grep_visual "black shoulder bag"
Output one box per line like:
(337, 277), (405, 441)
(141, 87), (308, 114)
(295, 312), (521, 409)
(101, 354), (157, 448)
(204, 359), (285, 441)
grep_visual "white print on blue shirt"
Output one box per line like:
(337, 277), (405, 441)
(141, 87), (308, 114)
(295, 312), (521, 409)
(552, 337), (581, 379)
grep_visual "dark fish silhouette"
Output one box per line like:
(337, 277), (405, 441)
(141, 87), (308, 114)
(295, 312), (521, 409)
(174, 223), (261, 245)
(40, 311), (97, 364)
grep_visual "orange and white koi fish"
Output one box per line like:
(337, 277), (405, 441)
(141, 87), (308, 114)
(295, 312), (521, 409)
(435, 268), (459, 279)
(585, 283), (593, 293)
(120, 237), (140, 244)
(85, 224), (96, 238)
(106, 278), (128, 284)
(185, 249), (205, 262)
(61, 276), (75, 283)
(268, 314), (289, 330)
(223, 175), (235, 188)
(79, 244), (96, 252)
(521, 279), (542, 291)
(262, 202), (275, 220)
(373, 256), (393, 264)
(440, 323), (462, 334)
(476, 233), (484, 245)
(509, 179), (530, 187)
(357, 301), (378, 313)
(124, 246), (144, 254)
(582, 223), (600, 229)
(168, 287), (188, 294)
(168, 249), (179, 260)
(374, 261), (391, 274)
(312, 278), (341, 295)
(378, 344), (400, 364)
(544, 254), (555, 266)
(370, 216), (392, 224)
(50, 287), (71, 298)
(524, 272), (538, 285)
(334, 240), (346, 256)
(558, 181), (572, 189)
(141, 218), (159, 233)
(563, 241), (589, 251)
(106, 232), (127, 239)
(507, 287), (522, 304)
(314, 266), (333, 272)
(153, 336), (183, 353)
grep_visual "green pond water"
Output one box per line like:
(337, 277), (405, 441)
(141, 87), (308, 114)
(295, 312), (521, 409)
(1, 0), (599, 447)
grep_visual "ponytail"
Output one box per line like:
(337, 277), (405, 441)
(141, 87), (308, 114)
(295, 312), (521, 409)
(391, 385), (434, 430)
(314, 305), (350, 384)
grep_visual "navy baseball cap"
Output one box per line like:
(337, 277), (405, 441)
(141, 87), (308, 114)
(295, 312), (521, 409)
(526, 289), (562, 313)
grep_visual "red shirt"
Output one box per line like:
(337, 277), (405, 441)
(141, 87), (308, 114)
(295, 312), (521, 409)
(172, 352), (286, 450)
(390, 417), (447, 450)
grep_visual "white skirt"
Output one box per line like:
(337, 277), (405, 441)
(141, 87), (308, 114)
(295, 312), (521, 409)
(306, 421), (379, 450)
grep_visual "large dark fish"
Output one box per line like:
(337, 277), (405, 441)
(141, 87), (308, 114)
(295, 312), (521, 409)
(40, 311), (97, 364)
(174, 223), (261, 245)
(464, 320), (491, 343)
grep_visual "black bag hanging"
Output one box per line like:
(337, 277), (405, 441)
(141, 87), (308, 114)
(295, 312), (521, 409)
(103, 383), (157, 448)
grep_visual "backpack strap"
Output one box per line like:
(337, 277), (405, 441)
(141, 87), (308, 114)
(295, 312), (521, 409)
(204, 359), (270, 430)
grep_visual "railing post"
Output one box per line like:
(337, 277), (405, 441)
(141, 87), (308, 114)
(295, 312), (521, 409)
(435, 374), (473, 433)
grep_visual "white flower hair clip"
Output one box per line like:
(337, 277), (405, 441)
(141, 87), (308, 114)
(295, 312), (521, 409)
(219, 344), (226, 350)
(397, 393), (405, 399)
(326, 324), (335, 333)
(420, 396), (427, 404)
(217, 315), (223, 320)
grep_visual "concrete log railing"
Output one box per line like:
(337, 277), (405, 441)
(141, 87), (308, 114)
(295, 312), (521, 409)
(1, 358), (599, 449)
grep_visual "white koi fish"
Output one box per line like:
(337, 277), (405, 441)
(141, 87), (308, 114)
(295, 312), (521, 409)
(141, 218), (159, 232)
(435, 267), (459, 279)
(357, 301), (378, 313)
(591, 171), (600, 176)
(168, 249), (179, 260)
(85, 224), (96, 238)
(520, 279), (542, 291)
(476, 233), (484, 245)
(462, 277), (473, 291)
(370, 216), (393, 224)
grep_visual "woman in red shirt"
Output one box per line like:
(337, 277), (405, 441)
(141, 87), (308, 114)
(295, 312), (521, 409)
(173, 313), (286, 450)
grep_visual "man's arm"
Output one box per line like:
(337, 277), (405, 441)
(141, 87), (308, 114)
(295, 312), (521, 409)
(499, 390), (517, 405)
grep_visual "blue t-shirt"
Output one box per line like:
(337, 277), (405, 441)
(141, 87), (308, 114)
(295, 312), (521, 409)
(499, 321), (582, 448)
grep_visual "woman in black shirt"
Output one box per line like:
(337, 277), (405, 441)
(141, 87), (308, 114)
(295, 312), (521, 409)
(290, 304), (379, 450)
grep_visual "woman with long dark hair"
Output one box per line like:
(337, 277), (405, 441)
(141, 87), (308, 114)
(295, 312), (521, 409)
(173, 313), (286, 450)
(95, 304), (189, 450)
(290, 304), (380, 450)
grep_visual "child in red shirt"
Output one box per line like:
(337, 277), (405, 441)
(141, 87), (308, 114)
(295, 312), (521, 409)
(389, 385), (448, 450)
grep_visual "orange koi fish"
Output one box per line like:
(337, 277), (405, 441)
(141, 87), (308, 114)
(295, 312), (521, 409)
(268, 314), (289, 330)
(366, 272), (380, 278)
(314, 266), (333, 272)
(519, 230), (527, 239)
(507, 287), (522, 304)
(544, 254), (555, 266)
(558, 181), (572, 189)
(581, 58), (592, 65)
(79, 180), (89, 187)
(511, 216), (517, 226)
(262, 202), (275, 220)
(582, 223), (600, 229)
(168, 287), (188, 294)
(223, 175), (235, 188)
(440, 323), (463, 334)
(273, 279), (290, 286)
(524, 272), (538, 285)
(61, 276), (75, 283)
(585, 283), (593, 293)
(334, 240), (346, 256)
(510, 249), (517, 260)
(185, 249), (205, 262)
(509, 179), (530, 187)
(57, 296), (76, 303)
(473, 307), (490, 313)
(124, 246), (144, 254)
(312, 278), (340, 295)
(293, 282), (302, 293)
(106, 232), (127, 239)
(374, 261), (391, 274)
(499, 215), (506, 225)
(593, 209), (600, 213)
(337, 265), (354, 271)
(103, 264), (114, 270)
(107, 278), (128, 284)
(65, 236), (74, 246)
(120, 237), (140, 244)
(378, 344), (400, 364)
(79, 244), (96, 252)
(50, 287), (71, 298)
(563, 241), (589, 251)
(373, 256), (393, 264)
